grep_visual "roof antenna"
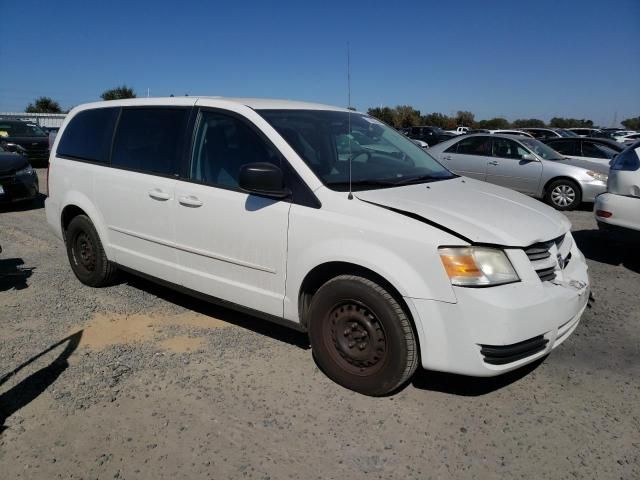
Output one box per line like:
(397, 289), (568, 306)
(347, 41), (353, 200)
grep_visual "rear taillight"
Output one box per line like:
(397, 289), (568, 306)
(595, 210), (612, 218)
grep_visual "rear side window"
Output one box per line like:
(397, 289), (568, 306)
(111, 108), (189, 176)
(453, 136), (492, 156)
(582, 141), (617, 159)
(57, 108), (119, 162)
(547, 140), (576, 156)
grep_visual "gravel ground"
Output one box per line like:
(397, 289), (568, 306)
(1, 169), (638, 479)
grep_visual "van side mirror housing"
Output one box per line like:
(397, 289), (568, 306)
(239, 162), (290, 199)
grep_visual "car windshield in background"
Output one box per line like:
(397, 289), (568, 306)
(558, 129), (579, 137)
(258, 110), (455, 191)
(520, 138), (564, 160)
(0, 121), (47, 137)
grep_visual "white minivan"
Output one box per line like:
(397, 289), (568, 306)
(46, 97), (590, 396)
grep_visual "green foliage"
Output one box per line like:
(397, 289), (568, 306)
(100, 85), (137, 101)
(25, 97), (62, 113)
(621, 116), (640, 130)
(511, 118), (546, 128)
(549, 117), (593, 128)
(367, 107), (396, 125)
(421, 112), (455, 129)
(393, 105), (422, 128)
(475, 117), (510, 129)
(455, 111), (475, 128)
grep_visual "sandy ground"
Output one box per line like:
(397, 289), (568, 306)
(0, 170), (638, 479)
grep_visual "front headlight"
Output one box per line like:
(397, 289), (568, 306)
(586, 170), (608, 183)
(15, 165), (34, 176)
(439, 246), (519, 287)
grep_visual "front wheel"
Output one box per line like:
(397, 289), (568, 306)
(545, 179), (582, 210)
(308, 275), (418, 396)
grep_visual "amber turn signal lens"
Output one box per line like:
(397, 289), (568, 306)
(440, 254), (482, 278)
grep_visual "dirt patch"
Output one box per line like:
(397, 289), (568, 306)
(158, 335), (205, 353)
(76, 311), (231, 351)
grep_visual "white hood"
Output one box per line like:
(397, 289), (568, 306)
(356, 177), (571, 246)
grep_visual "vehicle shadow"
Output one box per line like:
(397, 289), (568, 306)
(0, 258), (34, 291)
(0, 331), (82, 434)
(572, 229), (640, 274)
(410, 358), (545, 397)
(0, 193), (46, 213)
(123, 273), (310, 349)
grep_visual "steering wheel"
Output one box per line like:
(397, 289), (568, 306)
(346, 151), (372, 163)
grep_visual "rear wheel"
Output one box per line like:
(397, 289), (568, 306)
(308, 275), (418, 396)
(65, 215), (117, 287)
(545, 179), (582, 210)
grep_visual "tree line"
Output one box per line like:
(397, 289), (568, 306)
(367, 105), (640, 131)
(22, 92), (640, 131)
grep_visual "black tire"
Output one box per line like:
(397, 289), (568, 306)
(308, 275), (418, 396)
(65, 214), (117, 287)
(545, 179), (582, 210)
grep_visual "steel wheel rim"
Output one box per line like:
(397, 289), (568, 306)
(323, 301), (387, 376)
(551, 185), (575, 207)
(72, 231), (97, 272)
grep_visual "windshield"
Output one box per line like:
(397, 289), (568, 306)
(520, 138), (564, 160)
(0, 121), (47, 138)
(258, 110), (455, 191)
(558, 129), (579, 137)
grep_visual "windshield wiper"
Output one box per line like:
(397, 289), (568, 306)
(391, 174), (455, 186)
(325, 179), (398, 189)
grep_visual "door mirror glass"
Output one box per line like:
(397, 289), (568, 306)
(239, 162), (290, 198)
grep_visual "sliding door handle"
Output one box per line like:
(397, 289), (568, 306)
(178, 195), (203, 208)
(148, 189), (171, 201)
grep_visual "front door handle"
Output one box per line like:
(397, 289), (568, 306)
(178, 195), (203, 208)
(148, 189), (171, 201)
(487, 161), (499, 166)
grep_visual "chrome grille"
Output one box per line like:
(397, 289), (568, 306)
(524, 234), (571, 282)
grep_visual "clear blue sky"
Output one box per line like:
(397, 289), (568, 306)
(1, 0), (638, 126)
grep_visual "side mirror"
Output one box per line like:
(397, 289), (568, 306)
(239, 162), (290, 199)
(522, 153), (537, 162)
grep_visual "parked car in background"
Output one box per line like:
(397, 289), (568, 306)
(0, 119), (50, 167)
(543, 137), (624, 166)
(592, 128), (628, 140)
(568, 128), (601, 137)
(428, 134), (609, 210)
(445, 126), (470, 135)
(519, 128), (578, 139)
(468, 129), (533, 137)
(45, 97), (590, 396)
(0, 145), (39, 204)
(613, 132), (639, 143)
(43, 126), (61, 149)
(411, 139), (429, 149)
(595, 142), (640, 239)
(407, 126), (455, 146)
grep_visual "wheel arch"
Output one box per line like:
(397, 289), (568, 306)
(543, 176), (582, 196)
(58, 191), (111, 256)
(298, 262), (414, 329)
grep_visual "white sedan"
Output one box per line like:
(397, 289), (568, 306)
(595, 143), (640, 238)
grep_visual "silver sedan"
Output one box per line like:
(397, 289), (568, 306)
(428, 133), (609, 210)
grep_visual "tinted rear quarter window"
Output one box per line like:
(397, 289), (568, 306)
(453, 136), (492, 155)
(547, 140), (576, 155)
(111, 108), (190, 176)
(57, 108), (119, 162)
